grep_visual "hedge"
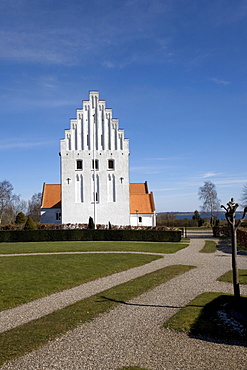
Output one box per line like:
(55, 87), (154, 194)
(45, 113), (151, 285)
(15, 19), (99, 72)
(213, 226), (247, 249)
(213, 226), (231, 238)
(236, 227), (247, 249)
(0, 229), (181, 243)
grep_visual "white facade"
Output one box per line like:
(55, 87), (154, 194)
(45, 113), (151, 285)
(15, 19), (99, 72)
(130, 213), (156, 227)
(60, 91), (130, 226)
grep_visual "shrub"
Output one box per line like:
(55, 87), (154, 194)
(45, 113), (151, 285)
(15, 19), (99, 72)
(24, 216), (37, 230)
(213, 226), (230, 237)
(15, 212), (26, 224)
(213, 226), (247, 250)
(88, 217), (95, 230)
(0, 229), (181, 243)
(236, 227), (247, 249)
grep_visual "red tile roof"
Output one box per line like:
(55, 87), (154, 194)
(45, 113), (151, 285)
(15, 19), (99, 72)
(130, 182), (155, 214)
(41, 182), (155, 214)
(41, 184), (61, 209)
(129, 183), (148, 194)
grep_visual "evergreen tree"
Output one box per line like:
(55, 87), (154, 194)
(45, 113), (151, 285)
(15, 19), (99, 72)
(88, 216), (95, 229)
(15, 212), (26, 224)
(24, 216), (37, 230)
(192, 210), (204, 227)
(192, 210), (200, 221)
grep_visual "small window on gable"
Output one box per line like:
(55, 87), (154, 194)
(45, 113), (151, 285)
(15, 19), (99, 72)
(76, 160), (83, 170)
(92, 159), (99, 170)
(108, 159), (114, 170)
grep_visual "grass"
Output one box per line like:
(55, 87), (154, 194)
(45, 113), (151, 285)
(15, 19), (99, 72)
(217, 269), (247, 285)
(0, 264), (194, 366)
(0, 240), (188, 254)
(164, 292), (247, 344)
(0, 253), (163, 311)
(199, 240), (217, 253)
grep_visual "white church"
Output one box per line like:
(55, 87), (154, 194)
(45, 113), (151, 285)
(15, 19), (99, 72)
(41, 91), (156, 227)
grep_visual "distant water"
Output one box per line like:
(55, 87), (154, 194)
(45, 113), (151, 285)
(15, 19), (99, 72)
(175, 213), (243, 220)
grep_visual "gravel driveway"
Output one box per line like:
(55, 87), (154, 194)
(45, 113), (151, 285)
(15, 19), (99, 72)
(1, 239), (247, 369)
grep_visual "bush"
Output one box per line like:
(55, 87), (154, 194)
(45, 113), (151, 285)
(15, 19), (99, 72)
(212, 226), (230, 237)
(88, 217), (95, 230)
(213, 226), (247, 250)
(157, 215), (198, 228)
(15, 212), (26, 224)
(24, 216), (37, 230)
(0, 229), (181, 243)
(236, 227), (247, 249)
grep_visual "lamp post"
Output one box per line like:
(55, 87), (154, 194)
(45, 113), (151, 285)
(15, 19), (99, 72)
(93, 113), (96, 228)
(221, 199), (247, 305)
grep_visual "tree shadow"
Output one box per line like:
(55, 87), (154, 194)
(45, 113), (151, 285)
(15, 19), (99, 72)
(188, 295), (247, 347)
(99, 296), (182, 309)
(217, 239), (247, 255)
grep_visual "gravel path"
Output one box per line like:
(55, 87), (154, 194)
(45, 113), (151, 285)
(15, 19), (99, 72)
(1, 239), (247, 369)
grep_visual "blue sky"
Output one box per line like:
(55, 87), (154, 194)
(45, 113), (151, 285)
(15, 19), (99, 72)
(1, 0), (247, 212)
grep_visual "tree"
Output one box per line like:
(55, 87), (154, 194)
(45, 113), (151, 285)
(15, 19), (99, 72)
(0, 180), (22, 224)
(15, 212), (26, 224)
(241, 184), (247, 207)
(88, 216), (95, 229)
(24, 216), (37, 230)
(12, 198), (27, 216)
(27, 193), (42, 222)
(198, 181), (221, 218)
(192, 210), (204, 227)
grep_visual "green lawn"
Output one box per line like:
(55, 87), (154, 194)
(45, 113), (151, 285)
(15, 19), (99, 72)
(0, 253), (162, 311)
(164, 292), (247, 344)
(199, 240), (217, 253)
(217, 269), (247, 285)
(0, 240), (188, 254)
(0, 264), (194, 366)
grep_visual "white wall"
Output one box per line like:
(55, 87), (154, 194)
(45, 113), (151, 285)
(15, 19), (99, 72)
(130, 213), (156, 227)
(60, 91), (130, 226)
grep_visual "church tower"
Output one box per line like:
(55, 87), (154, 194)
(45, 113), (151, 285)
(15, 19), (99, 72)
(60, 91), (130, 226)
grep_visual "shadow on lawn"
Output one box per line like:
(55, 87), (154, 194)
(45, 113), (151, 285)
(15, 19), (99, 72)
(99, 296), (182, 309)
(189, 295), (247, 347)
(217, 239), (247, 256)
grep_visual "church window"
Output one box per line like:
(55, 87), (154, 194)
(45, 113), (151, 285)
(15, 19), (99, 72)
(76, 174), (83, 203)
(139, 217), (142, 223)
(56, 212), (61, 221)
(91, 174), (99, 202)
(92, 159), (99, 170)
(108, 159), (114, 170)
(76, 160), (83, 170)
(107, 174), (116, 202)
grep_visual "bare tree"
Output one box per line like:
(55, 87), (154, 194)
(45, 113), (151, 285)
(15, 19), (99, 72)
(0, 180), (24, 224)
(241, 184), (247, 207)
(198, 181), (221, 218)
(27, 192), (42, 222)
